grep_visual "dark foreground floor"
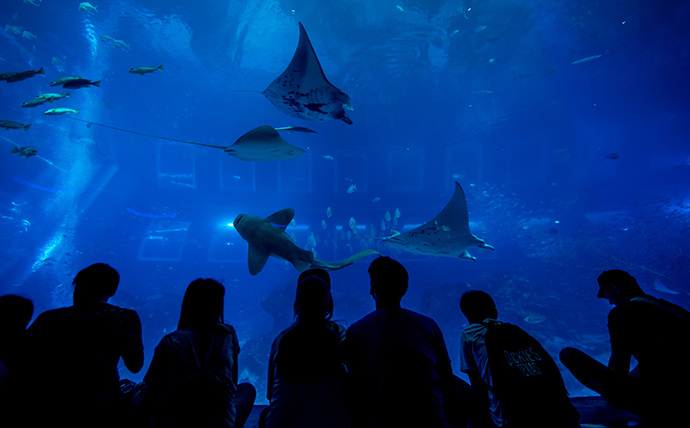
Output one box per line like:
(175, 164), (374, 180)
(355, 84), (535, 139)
(243, 397), (648, 428)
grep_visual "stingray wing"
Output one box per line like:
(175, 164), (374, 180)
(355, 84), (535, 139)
(224, 126), (306, 161)
(263, 22), (353, 124)
(422, 181), (471, 236)
(382, 182), (483, 257)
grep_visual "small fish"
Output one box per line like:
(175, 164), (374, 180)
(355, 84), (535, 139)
(129, 65), (163, 75)
(50, 76), (81, 87)
(524, 314), (546, 324)
(4, 67), (44, 83)
(349, 216), (357, 230)
(322, 155), (334, 160)
(101, 35), (115, 42)
(396, 5), (406, 12)
(78, 2), (98, 13)
(473, 25), (487, 34)
(37, 92), (71, 102)
(44, 108), (79, 115)
(21, 98), (49, 108)
(22, 31), (37, 40)
(372, 197), (381, 203)
(0, 120), (31, 131)
(62, 78), (100, 89)
(322, 220), (327, 229)
(605, 153), (619, 160)
(11, 146), (37, 159)
(112, 39), (130, 50)
(395, 208), (401, 219)
(4, 25), (22, 35)
(384, 211), (391, 222)
(347, 184), (357, 194)
(274, 126), (317, 134)
(571, 54), (601, 65)
(233, 175), (241, 180)
(307, 232), (316, 248)
(23, 0), (40, 7)
(326, 207), (332, 218)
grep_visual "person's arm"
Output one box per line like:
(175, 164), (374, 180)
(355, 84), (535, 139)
(266, 334), (280, 401)
(607, 350), (631, 374)
(122, 311), (144, 373)
(434, 329), (463, 428)
(464, 369), (494, 428)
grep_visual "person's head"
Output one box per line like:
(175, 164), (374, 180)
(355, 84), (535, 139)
(72, 263), (120, 305)
(178, 278), (225, 330)
(460, 290), (498, 324)
(0, 294), (34, 331)
(368, 256), (408, 307)
(597, 270), (643, 306)
(294, 269), (333, 323)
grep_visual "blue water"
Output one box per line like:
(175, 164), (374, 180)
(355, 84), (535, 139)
(1, 0), (689, 403)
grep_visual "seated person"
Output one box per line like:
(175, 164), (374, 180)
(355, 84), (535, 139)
(344, 257), (462, 428)
(460, 290), (579, 428)
(26, 263), (143, 428)
(137, 278), (256, 428)
(0, 294), (33, 422)
(262, 269), (350, 428)
(560, 269), (690, 426)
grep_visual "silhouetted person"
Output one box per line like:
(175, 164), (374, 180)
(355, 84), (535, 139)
(137, 278), (256, 428)
(261, 269), (350, 428)
(460, 290), (579, 428)
(560, 269), (690, 426)
(26, 263), (143, 428)
(344, 257), (462, 428)
(0, 294), (33, 424)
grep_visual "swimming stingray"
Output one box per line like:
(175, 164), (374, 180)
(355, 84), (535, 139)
(382, 182), (495, 260)
(234, 208), (379, 275)
(184, 125), (306, 161)
(237, 22), (353, 124)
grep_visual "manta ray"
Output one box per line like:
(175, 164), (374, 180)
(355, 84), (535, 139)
(234, 208), (379, 275)
(183, 125), (306, 161)
(382, 182), (495, 260)
(238, 22), (353, 124)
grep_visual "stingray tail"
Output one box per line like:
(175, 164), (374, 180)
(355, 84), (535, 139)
(233, 90), (264, 94)
(310, 249), (380, 271)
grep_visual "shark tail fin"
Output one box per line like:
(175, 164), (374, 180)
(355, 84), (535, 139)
(11, 147), (19, 154)
(311, 249), (380, 271)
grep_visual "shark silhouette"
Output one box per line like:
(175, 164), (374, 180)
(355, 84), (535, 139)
(234, 208), (379, 275)
(382, 182), (494, 260)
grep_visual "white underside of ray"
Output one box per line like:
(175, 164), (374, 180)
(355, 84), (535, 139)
(382, 182), (494, 260)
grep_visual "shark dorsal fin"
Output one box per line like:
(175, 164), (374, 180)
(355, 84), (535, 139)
(265, 208), (295, 231)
